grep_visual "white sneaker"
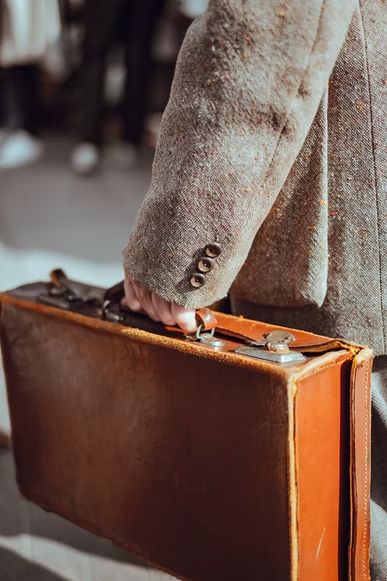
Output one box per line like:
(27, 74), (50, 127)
(0, 131), (44, 170)
(105, 141), (138, 170)
(70, 142), (100, 175)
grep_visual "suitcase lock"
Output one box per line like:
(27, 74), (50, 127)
(236, 330), (305, 364)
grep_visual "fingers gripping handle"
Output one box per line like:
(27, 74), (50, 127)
(103, 280), (217, 332)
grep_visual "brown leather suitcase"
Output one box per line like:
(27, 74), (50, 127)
(0, 271), (373, 581)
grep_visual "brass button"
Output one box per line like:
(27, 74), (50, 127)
(205, 243), (221, 258)
(190, 273), (206, 288)
(197, 257), (214, 273)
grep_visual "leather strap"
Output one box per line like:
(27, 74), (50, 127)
(196, 308), (217, 331)
(211, 312), (362, 353)
(48, 272), (360, 353)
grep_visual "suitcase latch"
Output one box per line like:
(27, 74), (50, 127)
(38, 269), (102, 312)
(186, 325), (226, 349)
(236, 330), (305, 364)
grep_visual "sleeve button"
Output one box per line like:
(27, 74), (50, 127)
(197, 257), (214, 273)
(205, 243), (221, 258)
(190, 273), (206, 288)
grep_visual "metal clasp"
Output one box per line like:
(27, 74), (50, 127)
(102, 301), (126, 323)
(38, 269), (101, 312)
(39, 284), (81, 309)
(236, 330), (305, 364)
(186, 325), (225, 349)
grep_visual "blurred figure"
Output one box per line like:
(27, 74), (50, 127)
(0, 64), (43, 169)
(71, 0), (166, 176)
(0, 0), (61, 169)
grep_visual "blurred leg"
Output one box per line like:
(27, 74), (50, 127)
(0, 65), (44, 169)
(1, 65), (39, 134)
(122, 0), (166, 145)
(79, 0), (123, 144)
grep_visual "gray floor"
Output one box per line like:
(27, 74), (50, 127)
(0, 137), (177, 580)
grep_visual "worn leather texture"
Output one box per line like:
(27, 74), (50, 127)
(0, 281), (373, 580)
(122, 0), (386, 355)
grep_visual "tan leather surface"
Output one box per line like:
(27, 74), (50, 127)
(0, 282), (373, 580)
(294, 353), (353, 580)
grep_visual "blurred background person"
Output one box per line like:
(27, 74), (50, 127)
(0, 0), (61, 169)
(70, 0), (167, 176)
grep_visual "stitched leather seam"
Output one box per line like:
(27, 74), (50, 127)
(288, 376), (299, 581)
(362, 360), (370, 580)
(300, 356), (365, 579)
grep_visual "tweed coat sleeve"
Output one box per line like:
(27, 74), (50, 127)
(123, 0), (356, 308)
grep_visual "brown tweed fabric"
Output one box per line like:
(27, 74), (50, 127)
(123, 0), (386, 354)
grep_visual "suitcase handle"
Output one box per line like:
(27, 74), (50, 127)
(46, 270), (350, 355)
(103, 280), (217, 332)
(46, 270), (217, 337)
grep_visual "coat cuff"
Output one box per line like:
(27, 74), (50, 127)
(122, 211), (249, 309)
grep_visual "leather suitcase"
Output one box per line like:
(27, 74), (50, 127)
(0, 271), (373, 581)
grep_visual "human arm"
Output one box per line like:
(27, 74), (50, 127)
(123, 0), (356, 328)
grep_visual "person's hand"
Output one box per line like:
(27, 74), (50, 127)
(123, 271), (197, 333)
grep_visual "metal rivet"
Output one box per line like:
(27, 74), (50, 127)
(197, 256), (214, 273)
(205, 243), (221, 258)
(190, 273), (206, 288)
